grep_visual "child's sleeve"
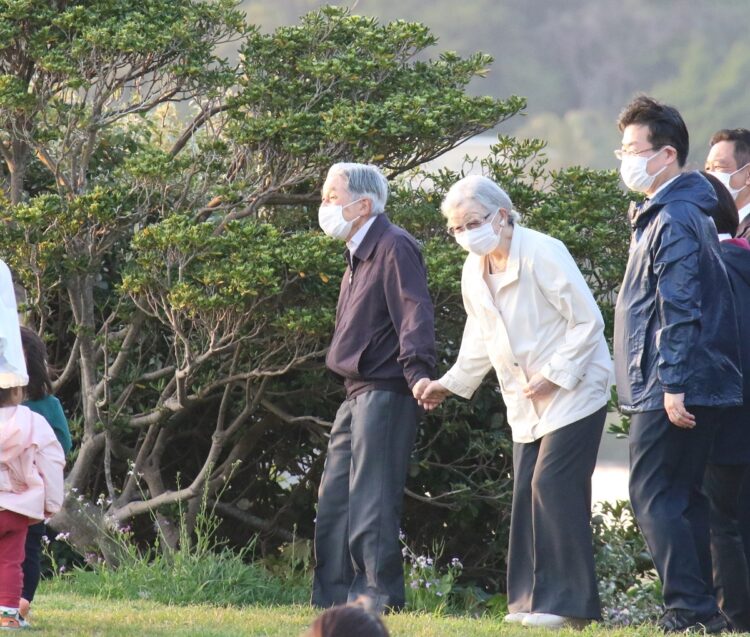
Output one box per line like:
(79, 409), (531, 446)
(48, 397), (72, 455)
(35, 423), (65, 517)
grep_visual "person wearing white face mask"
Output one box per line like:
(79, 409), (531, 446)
(613, 96), (742, 634)
(313, 163), (436, 613)
(415, 175), (612, 630)
(705, 128), (750, 239)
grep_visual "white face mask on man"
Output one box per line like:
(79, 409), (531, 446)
(454, 211), (503, 255)
(318, 199), (364, 240)
(620, 147), (668, 193)
(707, 164), (750, 201)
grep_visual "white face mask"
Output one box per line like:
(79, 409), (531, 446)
(454, 212), (503, 255)
(318, 199), (363, 240)
(620, 147), (668, 193)
(707, 164), (749, 201)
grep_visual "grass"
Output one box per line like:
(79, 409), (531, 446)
(28, 588), (677, 637)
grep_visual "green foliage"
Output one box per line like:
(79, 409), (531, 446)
(592, 501), (661, 626)
(228, 5), (524, 182)
(0, 2), (636, 604)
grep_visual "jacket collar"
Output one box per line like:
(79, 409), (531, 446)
(352, 213), (391, 262)
(466, 225), (523, 311)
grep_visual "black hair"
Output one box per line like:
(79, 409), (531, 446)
(20, 326), (53, 401)
(701, 170), (739, 236)
(709, 128), (750, 169)
(305, 605), (389, 637)
(618, 95), (689, 167)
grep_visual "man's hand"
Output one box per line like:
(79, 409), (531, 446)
(412, 378), (451, 411)
(664, 392), (695, 428)
(522, 372), (559, 401)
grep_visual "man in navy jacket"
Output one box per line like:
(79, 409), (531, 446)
(613, 96), (742, 634)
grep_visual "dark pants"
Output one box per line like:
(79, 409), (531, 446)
(506, 406), (606, 620)
(312, 390), (418, 612)
(704, 463), (750, 632)
(629, 408), (719, 617)
(21, 522), (45, 603)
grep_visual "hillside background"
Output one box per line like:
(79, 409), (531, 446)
(235, 0), (749, 170)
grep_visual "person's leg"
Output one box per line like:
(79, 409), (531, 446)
(740, 470), (750, 591)
(21, 522), (45, 605)
(0, 510), (29, 610)
(505, 438), (540, 615)
(628, 409), (718, 617)
(527, 406), (605, 620)
(347, 391), (418, 612)
(704, 463), (750, 632)
(312, 399), (355, 607)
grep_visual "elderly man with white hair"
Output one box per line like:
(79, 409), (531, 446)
(312, 163), (436, 613)
(416, 175), (612, 629)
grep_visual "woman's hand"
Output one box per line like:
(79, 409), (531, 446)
(412, 379), (451, 411)
(522, 372), (559, 401)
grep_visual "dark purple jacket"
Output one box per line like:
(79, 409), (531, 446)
(326, 213), (436, 398)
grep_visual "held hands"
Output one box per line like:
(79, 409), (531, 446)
(522, 372), (558, 401)
(664, 392), (695, 428)
(412, 378), (451, 411)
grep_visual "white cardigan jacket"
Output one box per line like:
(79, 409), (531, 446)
(440, 225), (613, 443)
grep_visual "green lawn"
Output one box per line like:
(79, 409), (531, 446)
(28, 589), (672, 636)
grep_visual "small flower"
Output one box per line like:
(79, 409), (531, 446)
(59, 565), (66, 574)
(436, 591), (443, 597)
(41, 535), (50, 545)
(55, 532), (70, 541)
(450, 557), (463, 569)
(401, 547), (409, 557)
(399, 529), (406, 541)
(410, 580), (419, 589)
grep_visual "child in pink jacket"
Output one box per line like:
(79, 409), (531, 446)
(0, 260), (65, 630)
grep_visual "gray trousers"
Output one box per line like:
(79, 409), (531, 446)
(312, 390), (418, 611)
(507, 406), (605, 619)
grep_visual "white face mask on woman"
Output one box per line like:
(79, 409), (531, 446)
(318, 199), (363, 240)
(708, 164), (749, 201)
(620, 147), (668, 193)
(454, 211), (503, 255)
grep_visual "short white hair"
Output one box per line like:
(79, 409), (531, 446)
(326, 163), (389, 214)
(441, 175), (521, 224)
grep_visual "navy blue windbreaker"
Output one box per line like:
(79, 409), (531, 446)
(614, 171), (742, 413)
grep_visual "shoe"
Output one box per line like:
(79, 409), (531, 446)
(504, 612), (530, 623)
(0, 610), (22, 630)
(657, 608), (729, 634)
(522, 613), (590, 629)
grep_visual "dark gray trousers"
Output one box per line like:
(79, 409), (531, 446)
(312, 390), (418, 611)
(507, 406), (605, 619)
(629, 408), (719, 617)
(704, 463), (750, 632)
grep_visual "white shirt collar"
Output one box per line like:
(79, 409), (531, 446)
(347, 216), (377, 256)
(649, 173), (681, 199)
(718, 233), (733, 242)
(738, 202), (750, 223)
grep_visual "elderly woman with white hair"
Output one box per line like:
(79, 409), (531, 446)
(417, 175), (612, 629)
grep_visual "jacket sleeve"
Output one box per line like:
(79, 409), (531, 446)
(439, 309), (493, 399)
(383, 238), (437, 388)
(652, 215), (702, 393)
(533, 239), (607, 391)
(48, 397), (73, 455)
(34, 420), (65, 517)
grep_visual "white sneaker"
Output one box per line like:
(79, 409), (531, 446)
(522, 613), (590, 629)
(504, 612), (530, 623)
